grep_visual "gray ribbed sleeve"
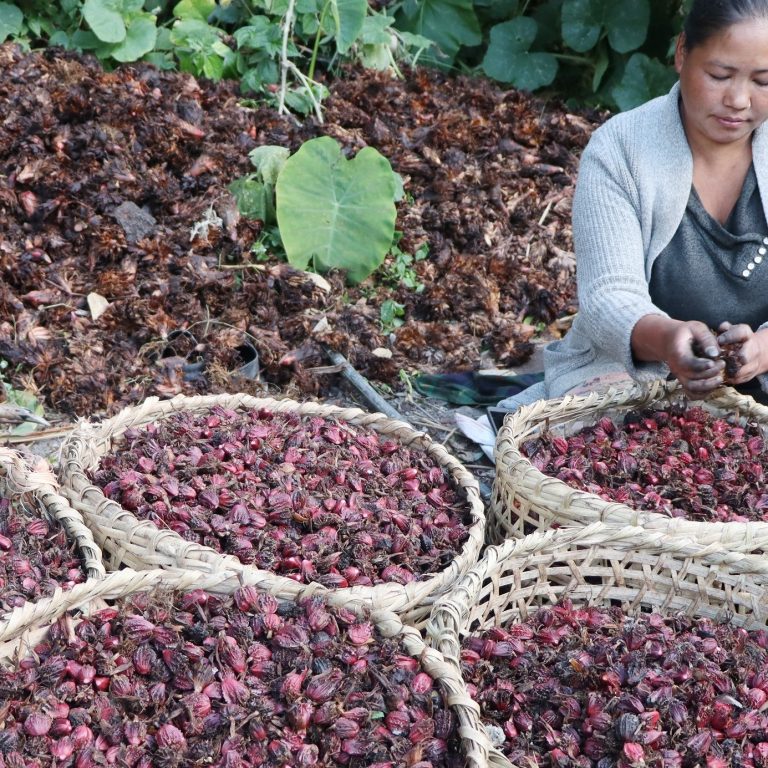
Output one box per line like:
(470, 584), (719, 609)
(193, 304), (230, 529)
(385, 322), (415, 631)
(527, 81), (768, 400)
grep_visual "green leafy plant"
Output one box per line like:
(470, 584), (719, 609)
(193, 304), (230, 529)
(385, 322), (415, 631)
(480, 0), (679, 108)
(9, 0), (690, 112)
(228, 136), (404, 285)
(275, 136), (402, 284)
(76, 0), (159, 61)
(228, 145), (291, 225)
(379, 298), (406, 333)
(395, 0), (482, 65)
(7, 0), (432, 118)
(379, 232), (428, 292)
(393, 0), (687, 110)
(0, 2), (24, 43)
(0, 361), (46, 436)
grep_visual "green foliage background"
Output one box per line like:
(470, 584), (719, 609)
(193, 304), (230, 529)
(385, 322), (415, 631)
(3, 0), (693, 111)
(1, 0), (694, 285)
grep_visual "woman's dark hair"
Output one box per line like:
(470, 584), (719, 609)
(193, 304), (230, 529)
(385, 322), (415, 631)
(683, 0), (768, 49)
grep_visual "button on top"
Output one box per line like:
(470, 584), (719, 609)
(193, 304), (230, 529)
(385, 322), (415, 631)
(760, 247), (767, 255)
(743, 269), (751, 277)
(757, 255), (764, 264)
(763, 236), (768, 245)
(748, 262), (756, 270)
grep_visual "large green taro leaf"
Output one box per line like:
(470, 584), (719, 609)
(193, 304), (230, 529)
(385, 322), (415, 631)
(276, 137), (397, 285)
(482, 17), (558, 91)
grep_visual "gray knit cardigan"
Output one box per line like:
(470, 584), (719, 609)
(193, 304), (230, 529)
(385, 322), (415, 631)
(498, 81), (768, 410)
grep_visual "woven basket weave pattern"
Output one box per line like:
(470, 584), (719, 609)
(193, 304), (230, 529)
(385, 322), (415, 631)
(57, 393), (486, 627)
(0, 447), (104, 582)
(427, 522), (768, 768)
(490, 380), (768, 547)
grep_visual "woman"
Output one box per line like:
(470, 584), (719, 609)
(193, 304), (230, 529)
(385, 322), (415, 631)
(499, 0), (768, 411)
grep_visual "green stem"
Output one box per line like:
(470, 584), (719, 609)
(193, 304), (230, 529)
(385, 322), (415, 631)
(552, 52), (593, 65)
(308, 0), (332, 83)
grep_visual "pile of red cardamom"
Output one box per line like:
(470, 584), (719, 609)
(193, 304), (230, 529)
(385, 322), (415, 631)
(0, 495), (87, 615)
(521, 405), (768, 522)
(0, 588), (462, 768)
(463, 600), (768, 767)
(89, 406), (473, 586)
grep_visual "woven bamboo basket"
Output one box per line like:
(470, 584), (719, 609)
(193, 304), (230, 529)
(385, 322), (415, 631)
(427, 521), (768, 768)
(0, 447), (104, 584)
(490, 379), (768, 546)
(57, 392), (486, 627)
(0, 564), (486, 768)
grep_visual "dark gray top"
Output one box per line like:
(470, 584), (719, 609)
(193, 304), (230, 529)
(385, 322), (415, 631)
(649, 164), (768, 330)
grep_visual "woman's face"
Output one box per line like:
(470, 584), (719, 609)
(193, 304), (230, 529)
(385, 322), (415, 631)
(675, 18), (768, 149)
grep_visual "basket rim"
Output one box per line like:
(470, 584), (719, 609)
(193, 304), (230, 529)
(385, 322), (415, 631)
(492, 380), (768, 544)
(56, 392), (487, 623)
(0, 447), (105, 581)
(431, 521), (768, 628)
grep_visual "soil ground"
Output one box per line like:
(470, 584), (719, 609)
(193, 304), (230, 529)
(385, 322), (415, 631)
(0, 43), (605, 485)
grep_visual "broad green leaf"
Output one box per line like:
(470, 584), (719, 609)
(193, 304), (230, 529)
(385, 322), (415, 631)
(611, 52), (677, 111)
(397, 30), (435, 51)
(210, 1), (248, 24)
(360, 14), (393, 45)
(392, 171), (404, 202)
(482, 19), (558, 91)
(563, 0), (649, 54)
(71, 29), (102, 49)
(604, 0), (649, 53)
(240, 58), (279, 91)
(211, 40), (231, 57)
(229, 177), (270, 221)
(202, 52), (225, 80)
(248, 145), (290, 185)
(379, 299), (405, 331)
(49, 30), (72, 48)
(173, 0), (215, 21)
(109, 15), (157, 61)
(396, 0), (480, 63)
(561, 0), (600, 53)
(359, 43), (391, 70)
(83, 0), (126, 43)
(276, 137), (397, 284)
(234, 17), (282, 54)
(144, 50), (175, 68)
(485, 16), (537, 54)
(332, 0), (367, 54)
(154, 26), (173, 50)
(170, 18), (223, 47)
(0, 2), (23, 43)
(283, 88), (316, 115)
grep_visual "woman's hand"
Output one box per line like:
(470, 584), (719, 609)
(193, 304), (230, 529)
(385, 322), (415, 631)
(664, 321), (725, 396)
(632, 316), (724, 397)
(717, 322), (768, 383)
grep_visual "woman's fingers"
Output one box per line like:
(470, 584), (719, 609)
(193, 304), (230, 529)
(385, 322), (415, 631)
(717, 322), (751, 345)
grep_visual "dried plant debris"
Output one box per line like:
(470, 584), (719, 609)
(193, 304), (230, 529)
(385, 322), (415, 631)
(0, 43), (603, 418)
